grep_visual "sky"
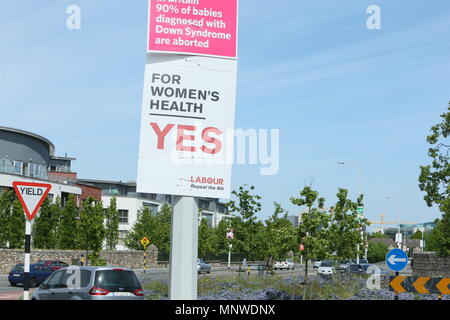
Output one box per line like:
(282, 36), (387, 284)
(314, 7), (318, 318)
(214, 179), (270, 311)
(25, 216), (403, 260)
(1, 0), (449, 229)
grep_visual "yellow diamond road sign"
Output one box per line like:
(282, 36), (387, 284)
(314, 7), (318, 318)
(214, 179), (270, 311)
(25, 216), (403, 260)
(140, 237), (150, 247)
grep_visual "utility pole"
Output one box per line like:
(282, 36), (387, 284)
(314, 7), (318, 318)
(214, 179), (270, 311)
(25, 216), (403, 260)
(338, 162), (363, 263)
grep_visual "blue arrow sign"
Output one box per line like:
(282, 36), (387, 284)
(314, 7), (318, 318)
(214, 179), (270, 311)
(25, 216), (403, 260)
(386, 248), (408, 272)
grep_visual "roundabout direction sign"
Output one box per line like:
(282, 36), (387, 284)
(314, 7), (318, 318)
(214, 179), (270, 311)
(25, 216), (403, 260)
(386, 248), (408, 272)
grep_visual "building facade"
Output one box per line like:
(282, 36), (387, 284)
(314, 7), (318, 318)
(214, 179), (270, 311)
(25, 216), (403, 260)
(0, 127), (83, 205)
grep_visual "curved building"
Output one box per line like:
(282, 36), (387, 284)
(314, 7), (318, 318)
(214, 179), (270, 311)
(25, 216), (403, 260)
(0, 127), (55, 180)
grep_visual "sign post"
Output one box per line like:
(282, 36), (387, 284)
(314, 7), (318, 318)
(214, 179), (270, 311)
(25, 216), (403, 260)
(140, 237), (150, 273)
(12, 181), (51, 300)
(386, 248), (408, 300)
(226, 229), (234, 269)
(137, 0), (238, 300)
(169, 196), (199, 299)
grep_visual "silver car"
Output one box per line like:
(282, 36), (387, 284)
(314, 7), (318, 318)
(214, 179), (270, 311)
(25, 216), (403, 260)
(32, 266), (145, 300)
(197, 259), (211, 274)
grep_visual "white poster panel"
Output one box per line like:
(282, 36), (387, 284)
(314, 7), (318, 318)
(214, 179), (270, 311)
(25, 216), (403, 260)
(137, 54), (237, 198)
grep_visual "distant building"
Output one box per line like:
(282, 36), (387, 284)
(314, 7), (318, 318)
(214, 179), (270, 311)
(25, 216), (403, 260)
(286, 215), (299, 228)
(0, 126), (88, 205)
(384, 221), (436, 238)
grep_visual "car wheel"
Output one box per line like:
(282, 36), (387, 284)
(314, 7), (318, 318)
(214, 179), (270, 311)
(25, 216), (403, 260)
(30, 278), (37, 288)
(9, 282), (16, 287)
(207, 269), (210, 274)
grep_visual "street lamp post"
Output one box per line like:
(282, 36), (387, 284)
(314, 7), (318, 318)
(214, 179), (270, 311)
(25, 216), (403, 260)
(385, 196), (401, 249)
(338, 162), (363, 263)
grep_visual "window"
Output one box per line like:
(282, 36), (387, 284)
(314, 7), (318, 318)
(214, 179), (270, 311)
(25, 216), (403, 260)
(46, 270), (64, 289)
(118, 210), (128, 224)
(144, 203), (159, 216)
(199, 200), (210, 211)
(14, 161), (21, 175)
(217, 203), (225, 213)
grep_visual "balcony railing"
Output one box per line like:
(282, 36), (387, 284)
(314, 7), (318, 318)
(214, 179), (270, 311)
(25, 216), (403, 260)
(0, 157), (48, 180)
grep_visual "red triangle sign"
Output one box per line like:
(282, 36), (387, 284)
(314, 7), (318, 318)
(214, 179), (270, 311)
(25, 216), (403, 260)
(12, 181), (52, 220)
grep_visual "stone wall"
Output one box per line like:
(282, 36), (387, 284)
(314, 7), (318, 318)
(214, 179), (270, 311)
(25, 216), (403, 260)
(412, 252), (450, 277)
(0, 245), (158, 274)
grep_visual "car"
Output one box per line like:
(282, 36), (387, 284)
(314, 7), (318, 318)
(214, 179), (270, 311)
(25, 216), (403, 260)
(338, 259), (356, 273)
(8, 263), (54, 288)
(31, 266), (144, 300)
(36, 260), (69, 271)
(318, 260), (336, 276)
(347, 264), (365, 275)
(313, 260), (322, 269)
(358, 259), (369, 265)
(197, 259), (211, 274)
(273, 259), (295, 270)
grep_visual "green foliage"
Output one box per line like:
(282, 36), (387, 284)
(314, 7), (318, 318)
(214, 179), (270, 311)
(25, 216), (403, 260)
(57, 194), (79, 249)
(198, 218), (216, 258)
(329, 190), (369, 262)
(418, 103), (450, 257)
(125, 204), (171, 252)
(104, 197), (119, 250)
(370, 232), (390, 239)
(291, 186), (332, 262)
(7, 199), (25, 249)
(263, 202), (297, 261)
(0, 190), (13, 248)
(214, 218), (232, 255)
(226, 185), (266, 260)
(88, 251), (107, 266)
(367, 241), (389, 263)
(410, 230), (423, 240)
(32, 198), (61, 249)
(78, 197), (105, 253)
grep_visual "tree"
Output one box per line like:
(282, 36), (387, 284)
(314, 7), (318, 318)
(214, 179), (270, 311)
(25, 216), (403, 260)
(198, 218), (216, 258)
(410, 230), (423, 240)
(291, 186), (331, 282)
(419, 103), (450, 257)
(32, 198), (61, 249)
(104, 197), (119, 250)
(226, 185), (265, 260)
(151, 203), (172, 254)
(57, 194), (79, 249)
(78, 197), (105, 255)
(264, 202), (297, 261)
(367, 241), (389, 263)
(370, 232), (390, 239)
(8, 199), (25, 249)
(328, 190), (369, 262)
(214, 218), (232, 256)
(124, 204), (172, 252)
(0, 190), (13, 248)
(125, 207), (155, 250)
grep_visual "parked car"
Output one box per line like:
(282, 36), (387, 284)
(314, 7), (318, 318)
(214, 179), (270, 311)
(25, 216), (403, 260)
(8, 263), (54, 288)
(347, 264), (365, 275)
(273, 259), (295, 270)
(313, 260), (322, 269)
(197, 259), (211, 274)
(36, 260), (69, 271)
(32, 266), (144, 300)
(338, 259), (356, 273)
(358, 259), (369, 264)
(318, 260), (336, 276)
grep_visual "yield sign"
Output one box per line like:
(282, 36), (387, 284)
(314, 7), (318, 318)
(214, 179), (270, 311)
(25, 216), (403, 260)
(12, 181), (52, 220)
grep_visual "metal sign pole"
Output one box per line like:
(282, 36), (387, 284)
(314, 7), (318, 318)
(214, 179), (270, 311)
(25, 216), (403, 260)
(169, 196), (199, 300)
(23, 220), (31, 300)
